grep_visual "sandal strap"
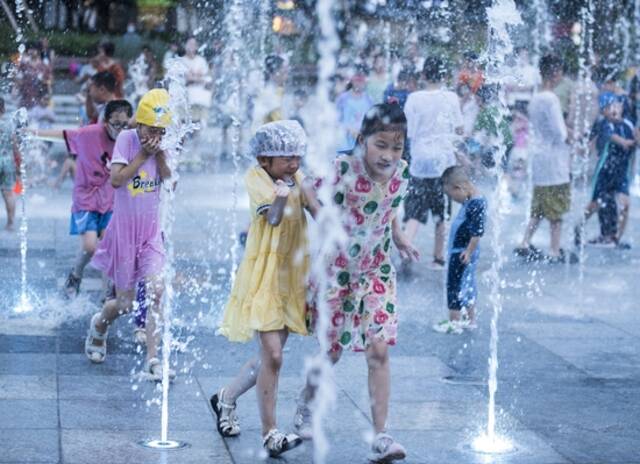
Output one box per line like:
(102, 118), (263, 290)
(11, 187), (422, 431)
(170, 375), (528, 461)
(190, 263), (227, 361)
(88, 314), (108, 341)
(217, 389), (237, 410)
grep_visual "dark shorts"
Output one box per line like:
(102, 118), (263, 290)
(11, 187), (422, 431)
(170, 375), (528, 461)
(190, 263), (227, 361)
(592, 171), (629, 202)
(69, 210), (112, 235)
(447, 252), (478, 311)
(403, 176), (447, 224)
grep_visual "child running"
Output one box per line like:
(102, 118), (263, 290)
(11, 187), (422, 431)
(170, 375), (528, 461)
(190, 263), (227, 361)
(35, 100), (134, 298)
(214, 120), (310, 457)
(433, 166), (486, 334)
(574, 93), (636, 249)
(84, 89), (173, 381)
(299, 103), (419, 463)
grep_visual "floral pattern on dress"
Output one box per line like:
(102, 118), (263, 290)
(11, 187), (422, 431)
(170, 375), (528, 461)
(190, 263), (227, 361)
(307, 154), (409, 352)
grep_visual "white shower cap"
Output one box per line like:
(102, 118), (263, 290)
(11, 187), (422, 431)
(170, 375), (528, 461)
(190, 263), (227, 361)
(249, 120), (307, 158)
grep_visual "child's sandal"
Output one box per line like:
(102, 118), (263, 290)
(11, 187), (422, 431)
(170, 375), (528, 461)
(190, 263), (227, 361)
(144, 357), (176, 383)
(262, 428), (303, 457)
(210, 389), (240, 437)
(85, 313), (108, 363)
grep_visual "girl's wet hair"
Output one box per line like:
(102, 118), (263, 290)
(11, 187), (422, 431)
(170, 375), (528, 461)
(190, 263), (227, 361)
(359, 103), (407, 140)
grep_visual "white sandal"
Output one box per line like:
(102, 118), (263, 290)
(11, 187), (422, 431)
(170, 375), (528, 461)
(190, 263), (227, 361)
(210, 388), (241, 437)
(144, 357), (176, 382)
(262, 428), (303, 457)
(85, 313), (108, 363)
(133, 327), (147, 345)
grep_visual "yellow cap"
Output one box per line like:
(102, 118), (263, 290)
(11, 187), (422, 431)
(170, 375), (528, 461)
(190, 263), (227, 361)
(135, 88), (172, 128)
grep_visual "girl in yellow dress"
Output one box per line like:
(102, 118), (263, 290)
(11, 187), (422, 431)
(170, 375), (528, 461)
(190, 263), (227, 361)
(212, 120), (309, 457)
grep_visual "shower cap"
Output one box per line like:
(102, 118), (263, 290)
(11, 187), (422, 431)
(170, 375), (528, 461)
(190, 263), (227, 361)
(249, 120), (307, 158)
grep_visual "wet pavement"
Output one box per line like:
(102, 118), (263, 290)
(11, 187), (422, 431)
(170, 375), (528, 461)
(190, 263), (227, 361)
(1, 169), (638, 463)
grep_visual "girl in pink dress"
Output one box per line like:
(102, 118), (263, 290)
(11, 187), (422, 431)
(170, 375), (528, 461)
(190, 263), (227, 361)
(84, 89), (173, 381)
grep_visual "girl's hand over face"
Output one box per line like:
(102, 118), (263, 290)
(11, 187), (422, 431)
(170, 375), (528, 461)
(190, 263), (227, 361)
(141, 136), (162, 156)
(274, 179), (291, 198)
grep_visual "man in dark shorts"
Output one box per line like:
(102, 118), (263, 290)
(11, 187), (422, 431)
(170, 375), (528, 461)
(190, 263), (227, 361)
(402, 56), (464, 270)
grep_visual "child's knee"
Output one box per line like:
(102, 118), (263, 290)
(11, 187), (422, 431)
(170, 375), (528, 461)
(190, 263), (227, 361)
(262, 345), (284, 370)
(366, 342), (389, 369)
(328, 348), (342, 365)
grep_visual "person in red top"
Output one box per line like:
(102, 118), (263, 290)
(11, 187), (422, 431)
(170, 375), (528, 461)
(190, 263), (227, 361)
(457, 51), (484, 94)
(95, 42), (126, 98)
(34, 100), (133, 297)
(85, 71), (117, 124)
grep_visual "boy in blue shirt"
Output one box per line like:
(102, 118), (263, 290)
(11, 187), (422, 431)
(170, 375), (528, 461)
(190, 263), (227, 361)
(434, 166), (487, 334)
(575, 93), (635, 248)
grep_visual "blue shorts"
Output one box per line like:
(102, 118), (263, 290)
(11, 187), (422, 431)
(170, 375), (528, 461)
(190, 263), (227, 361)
(592, 171), (629, 202)
(447, 252), (478, 311)
(69, 210), (112, 235)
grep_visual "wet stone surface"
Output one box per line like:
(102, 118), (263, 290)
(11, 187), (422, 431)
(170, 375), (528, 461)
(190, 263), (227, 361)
(0, 174), (638, 463)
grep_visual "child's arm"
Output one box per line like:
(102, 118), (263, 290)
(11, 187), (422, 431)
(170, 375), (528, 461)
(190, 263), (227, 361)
(28, 128), (65, 139)
(264, 180), (290, 226)
(392, 217), (420, 262)
(460, 236), (480, 264)
(611, 133), (635, 150)
(155, 151), (172, 181)
(300, 177), (321, 218)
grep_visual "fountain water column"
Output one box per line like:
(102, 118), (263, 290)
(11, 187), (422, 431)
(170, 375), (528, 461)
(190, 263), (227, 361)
(575, 2), (595, 305)
(13, 109), (32, 313)
(224, 0), (246, 289)
(303, 0), (343, 462)
(471, 0), (522, 454)
(138, 60), (197, 452)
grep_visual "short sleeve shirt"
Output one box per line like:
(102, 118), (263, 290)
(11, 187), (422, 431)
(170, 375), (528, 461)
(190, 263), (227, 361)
(63, 124), (115, 213)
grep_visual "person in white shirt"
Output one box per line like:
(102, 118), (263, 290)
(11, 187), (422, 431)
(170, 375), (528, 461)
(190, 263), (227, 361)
(403, 56), (464, 270)
(182, 38), (212, 126)
(515, 54), (572, 263)
(506, 47), (541, 107)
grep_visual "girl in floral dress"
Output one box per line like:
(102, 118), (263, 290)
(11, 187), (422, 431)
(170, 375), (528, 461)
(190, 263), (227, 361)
(299, 103), (419, 463)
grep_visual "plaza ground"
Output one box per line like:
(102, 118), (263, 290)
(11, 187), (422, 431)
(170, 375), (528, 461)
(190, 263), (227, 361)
(1, 167), (638, 463)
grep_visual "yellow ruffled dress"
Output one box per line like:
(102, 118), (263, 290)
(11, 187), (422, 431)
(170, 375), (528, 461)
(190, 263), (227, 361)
(218, 166), (309, 342)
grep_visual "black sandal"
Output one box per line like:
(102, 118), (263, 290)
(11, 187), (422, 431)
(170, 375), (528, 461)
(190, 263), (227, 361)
(210, 389), (240, 437)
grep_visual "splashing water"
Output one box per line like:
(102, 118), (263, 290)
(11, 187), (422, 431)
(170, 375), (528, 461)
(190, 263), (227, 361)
(140, 58), (197, 449)
(303, 1), (344, 462)
(574, 1), (595, 306)
(13, 108), (32, 313)
(473, 0), (522, 453)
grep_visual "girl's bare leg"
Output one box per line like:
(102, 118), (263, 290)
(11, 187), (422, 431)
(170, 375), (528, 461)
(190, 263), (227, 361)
(1, 189), (15, 230)
(299, 348), (342, 404)
(223, 356), (261, 404)
(144, 276), (164, 361)
(434, 219), (445, 261)
(92, 289), (135, 347)
(256, 329), (288, 435)
(366, 339), (390, 434)
(72, 231), (98, 278)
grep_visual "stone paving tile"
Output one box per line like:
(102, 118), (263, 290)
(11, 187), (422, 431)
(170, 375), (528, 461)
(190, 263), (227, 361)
(1, 428), (59, 463)
(58, 374), (203, 402)
(0, 335), (56, 354)
(61, 430), (232, 464)
(0, 354), (57, 375)
(0, 375), (56, 400)
(60, 399), (214, 431)
(0, 399), (58, 429)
